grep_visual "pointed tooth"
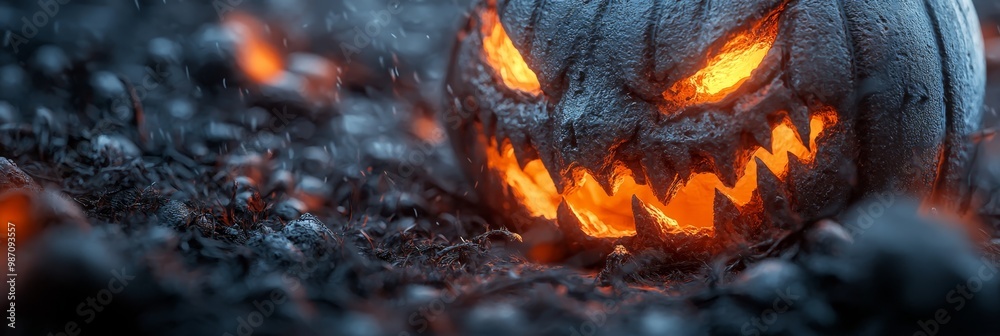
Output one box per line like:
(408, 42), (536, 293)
(556, 199), (614, 260)
(787, 104), (811, 150)
(739, 79), (800, 141)
(754, 158), (780, 193)
(595, 164), (632, 197)
(625, 159), (647, 185)
(729, 150), (755, 189)
(688, 149), (715, 176)
(549, 169), (567, 195)
(554, 165), (588, 196)
(785, 151), (852, 221)
(754, 157), (798, 230)
(535, 151), (567, 194)
(556, 199), (590, 244)
(712, 190), (740, 227)
(705, 140), (746, 189)
(592, 168), (619, 197)
(632, 195), (672, 245)
(511, 136), (541, 170)
(740, 192), (767, 243)
(571, 131), (617, 196)
(670, 152), (691, 178)
(786, 152), (809, 197)
(712, 189), (746, 246)
(709, 151), (739, 188)
(745, 126), (773, 154)
(632, 197), (715, 257)
(641, 154), (682, 205)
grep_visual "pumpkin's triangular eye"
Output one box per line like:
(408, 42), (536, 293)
(665, 24), (779, 104)
(481, 9), (542, 95)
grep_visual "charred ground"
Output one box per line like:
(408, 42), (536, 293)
(3, 1), (1000, 335)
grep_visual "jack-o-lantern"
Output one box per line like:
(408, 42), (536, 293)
(444, 0), (985, 262)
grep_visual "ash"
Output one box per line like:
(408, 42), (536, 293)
(2, 1), (1000, 336)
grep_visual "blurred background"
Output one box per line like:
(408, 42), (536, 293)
(976, 0), (1000, 125)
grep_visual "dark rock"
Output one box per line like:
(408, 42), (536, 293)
(0, 65), (28, 98)
(249, 231), (306, 267)
(280, 213), (336, 257)
(0, 157), (40, 193)
(93, 134), (141, 162)
(232, 175), (258, 191)
(733, 260), (807, 307)
(803, 219), (854, 256)
(265, 169), (295, 194)
(274, 198), (307, 221)
(0, 101), (15, 124)
(148, 37), (182, 64)
(34, 189), (89, 228)
(156, 200), (192, 228)
(168, 98), (195, 120)
(814, 198), (1000, 335)
(31, 45), (70, 76)
(33, 106), (64, 134)
(90, 71), (126, 99)
(597, 245), (636, 287)
(204, 122), (246, 142)
(637, 310), (689, 336)
(465, 303), (528, 336)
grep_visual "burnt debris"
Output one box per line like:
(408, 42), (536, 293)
(2, 1), (1000, 336)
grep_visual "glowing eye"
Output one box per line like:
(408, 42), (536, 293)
(481, 9), (541, 94)
(665, 26), (778, 104)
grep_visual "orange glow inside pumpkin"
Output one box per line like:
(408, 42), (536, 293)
(485, 109), (838, 238)
(224, 13), (285, 85)
(665, 18), (779, 104)
(481, 9), (541, 94)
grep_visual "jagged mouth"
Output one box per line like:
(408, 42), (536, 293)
(484, 108), (838, 239)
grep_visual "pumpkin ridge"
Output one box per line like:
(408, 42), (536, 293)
(921, 0), (958, 205)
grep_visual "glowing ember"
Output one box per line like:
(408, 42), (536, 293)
(224, 13), (285, 85)
(666, 19), (779, 104)
(485, 109), (838, 238)
(0, 191), (34, 242)
(412, 114), (446, 144)
(480, 9), (541, 94)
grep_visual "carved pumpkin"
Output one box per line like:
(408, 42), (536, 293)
(444, 0), (985, 262)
